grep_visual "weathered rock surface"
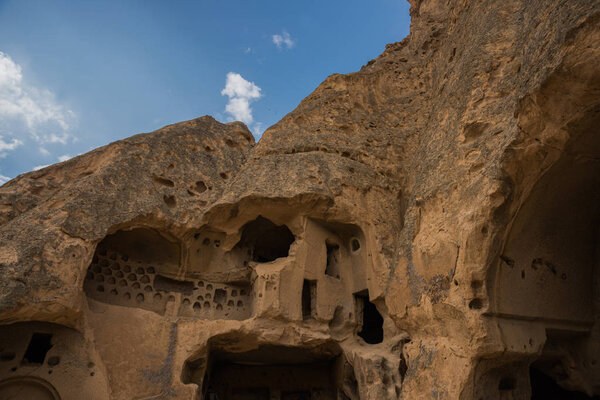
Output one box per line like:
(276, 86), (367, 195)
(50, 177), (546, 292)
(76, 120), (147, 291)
(1, 0), (599, 399)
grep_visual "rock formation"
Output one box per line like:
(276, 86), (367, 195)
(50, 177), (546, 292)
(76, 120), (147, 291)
(0, 0), (599, 399)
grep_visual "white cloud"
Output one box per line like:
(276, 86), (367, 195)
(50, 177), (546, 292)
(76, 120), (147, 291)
(221, 72), (261, 101)
(57, 154), (71, 162)
(0, 174), (11, 185)
(0, 136), (22, 156)
(221, 72), (262, 127)
(253, 122), (264, 137)
(0, 52), (76, 146)
(272, 31), (295, 49)
(33, 164), (49, 171)
(39, 147), (50, 156)
(244, 47), (252, 54)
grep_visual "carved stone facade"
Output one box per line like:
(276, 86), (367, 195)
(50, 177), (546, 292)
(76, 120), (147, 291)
(0, 0), (600, 399)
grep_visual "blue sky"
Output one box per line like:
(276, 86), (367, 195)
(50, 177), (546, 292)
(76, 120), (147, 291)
(0, 0), (410, 182)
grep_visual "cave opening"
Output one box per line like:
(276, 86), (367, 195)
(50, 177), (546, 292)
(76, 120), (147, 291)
(530, 367), (596, 399)
(492, 103), (600, 395)
(236, 216), (295, 263)
(302, 280), (316, 320)
(325, 240), (341, 279)
(354, 291), (384, 344)
(186, 343), (350, 400)
(22, 333), (53, 365)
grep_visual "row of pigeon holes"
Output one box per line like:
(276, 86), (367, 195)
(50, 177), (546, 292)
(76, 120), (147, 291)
(85, 252), (168, 309)
(180, 281), (250, 317)
(85, 249), (252, 319)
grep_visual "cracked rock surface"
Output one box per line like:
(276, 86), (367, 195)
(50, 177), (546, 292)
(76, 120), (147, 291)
(1, 0), (600, 399)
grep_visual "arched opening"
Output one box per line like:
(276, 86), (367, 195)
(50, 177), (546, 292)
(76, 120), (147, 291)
(0, 377), (61, 400)
(83, 228), (181, 315)
(0, 322), (108, 399)
(235, 216), (295, 263)
(84, 227), (255, 320)
(493, 103), (600, 394)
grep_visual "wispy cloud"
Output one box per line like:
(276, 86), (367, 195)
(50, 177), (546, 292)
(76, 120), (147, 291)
(221, 72), (263, 136)
(0, 52), (76, 146)
(0, 51), (78, 182)
(272, 31), (295, 49)
(0, 136), (22, 158)
(57, 154), (71, 162)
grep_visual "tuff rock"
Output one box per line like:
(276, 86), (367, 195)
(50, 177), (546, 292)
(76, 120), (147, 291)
(0, 0), (599, 399)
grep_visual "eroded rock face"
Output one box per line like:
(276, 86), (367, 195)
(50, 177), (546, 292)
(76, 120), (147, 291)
(1, 1), (600, 399)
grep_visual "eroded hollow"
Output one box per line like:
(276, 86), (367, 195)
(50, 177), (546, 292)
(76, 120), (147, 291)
(325, 240), (341, 279)
(236, 216), (295, 263)
(22, 333), (53, 365)
(185, 342), (355, 400)
(0, 321), (107, 399)
(530, 366), (594, 399)
(83, 228), (254, 320)
(492, 104), (600, 394)
(302, 280), (316, 320)
(355, 291), (384, 344)
(83, 228), (181, 315)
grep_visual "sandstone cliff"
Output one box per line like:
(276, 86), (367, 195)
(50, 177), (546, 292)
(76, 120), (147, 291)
(0, 1), (599, 399)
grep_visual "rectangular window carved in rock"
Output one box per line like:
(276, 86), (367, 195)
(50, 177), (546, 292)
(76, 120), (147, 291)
(302, 280), (317, 320)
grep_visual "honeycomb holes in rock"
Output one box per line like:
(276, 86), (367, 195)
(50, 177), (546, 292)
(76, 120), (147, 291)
(85, 240), (252, 320)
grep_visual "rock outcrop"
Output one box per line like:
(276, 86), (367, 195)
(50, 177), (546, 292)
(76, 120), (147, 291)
(0, 0), (599, 399)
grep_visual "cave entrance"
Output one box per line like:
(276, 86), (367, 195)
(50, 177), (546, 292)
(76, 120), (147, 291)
(530, 366), (596, 399)
(236, 216), (295, 263)
(22, 333), (53, 365)
(490, 89), (600, 394)
(354, 291), (384, 344)
(192, 344), (348, 400)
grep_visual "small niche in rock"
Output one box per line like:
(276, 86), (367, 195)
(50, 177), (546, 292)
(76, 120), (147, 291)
(302, 280), (316, 320)
(236, 216), (295, 263)
(350, 237), (361, 252)
(355, 291), (384, 344)
(325, 240), (341, 279)
(152, 175), (174, 187)
(193, 181), (207, 193)
(214, 289), (227, 305)
(47, 356), (60, 367)
(22, 333), (53, 365)
(154, 275), (194, 295)
(0, 351), (15, 362)
(163, 195), (177, 208)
